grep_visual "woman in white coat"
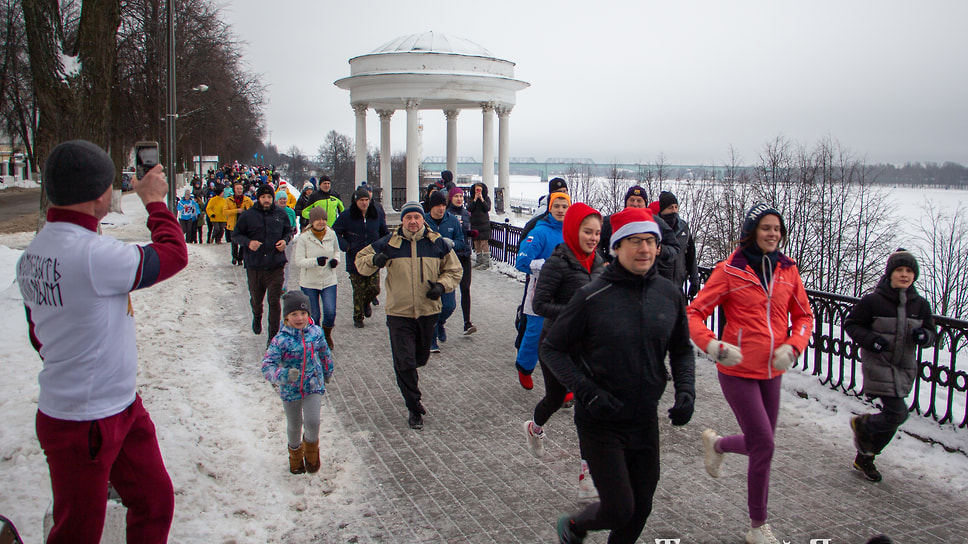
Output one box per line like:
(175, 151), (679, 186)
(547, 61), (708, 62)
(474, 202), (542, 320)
(294, 206), (341, 348)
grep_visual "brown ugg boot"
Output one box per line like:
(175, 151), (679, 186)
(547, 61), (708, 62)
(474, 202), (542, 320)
(303, 439), (321, 473)
(288, 444), (306, 474)
(323, 326), (334, 349)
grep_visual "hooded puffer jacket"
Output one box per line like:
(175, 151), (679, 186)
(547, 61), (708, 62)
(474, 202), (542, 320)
(844, 275), (936, 397)
(261, 323), (334, 402)
(687, 247), (813, 380)
(466, 183), (492, 236)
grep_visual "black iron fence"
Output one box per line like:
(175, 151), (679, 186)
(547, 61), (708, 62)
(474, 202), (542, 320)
(487, 220), (968, 430)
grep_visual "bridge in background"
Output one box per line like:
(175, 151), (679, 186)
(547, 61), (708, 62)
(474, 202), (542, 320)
(420, 156), (739, 181)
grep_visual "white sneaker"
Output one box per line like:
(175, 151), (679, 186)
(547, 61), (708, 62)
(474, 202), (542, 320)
(578, 465), (599, 500)
(523, 420), (544, 458)
(746, 524), (780, 544)
(702, 428), (725, 478)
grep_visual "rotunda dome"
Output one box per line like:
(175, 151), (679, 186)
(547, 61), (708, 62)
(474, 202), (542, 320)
(371, 32), (492, 57)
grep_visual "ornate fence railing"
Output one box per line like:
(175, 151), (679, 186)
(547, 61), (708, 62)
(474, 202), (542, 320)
(487, 220), (968, 429)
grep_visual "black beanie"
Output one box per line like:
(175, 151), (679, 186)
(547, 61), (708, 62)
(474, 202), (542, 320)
(282, 290), (311, 317)
(256, 184), (275, 199)
(428, 189), (448, 209)
(658, 191), (678, 211)
(548, 177), (567, 193)
(885, 248), (919, 281)
(624, 185), (648, 204)
(44, 140), (116, 206)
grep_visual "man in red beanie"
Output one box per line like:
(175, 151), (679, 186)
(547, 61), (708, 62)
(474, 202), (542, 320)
(542, 206), (695, 544)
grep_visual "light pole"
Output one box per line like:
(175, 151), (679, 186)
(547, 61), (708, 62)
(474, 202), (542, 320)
(165, 0), (177, 212)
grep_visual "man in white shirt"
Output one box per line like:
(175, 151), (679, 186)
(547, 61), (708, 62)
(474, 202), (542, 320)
(17, 140), (188, 543)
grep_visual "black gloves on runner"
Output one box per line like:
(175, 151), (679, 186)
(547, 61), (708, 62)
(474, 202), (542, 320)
(426, 281), (445, 300)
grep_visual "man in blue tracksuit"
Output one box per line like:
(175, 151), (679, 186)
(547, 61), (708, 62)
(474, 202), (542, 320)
(423, 190), (468, 352)
(514, 191), (570, 390)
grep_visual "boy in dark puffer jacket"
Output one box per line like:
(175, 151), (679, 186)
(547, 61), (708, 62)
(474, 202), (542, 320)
(844, 249), (936, 482)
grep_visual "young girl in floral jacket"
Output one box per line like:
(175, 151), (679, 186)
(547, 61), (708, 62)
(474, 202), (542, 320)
(262, 291), (334, 474)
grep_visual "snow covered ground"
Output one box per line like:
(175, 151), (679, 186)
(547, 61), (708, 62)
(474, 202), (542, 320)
(0, 193), (368, 542)
(1, 188), (968, 542)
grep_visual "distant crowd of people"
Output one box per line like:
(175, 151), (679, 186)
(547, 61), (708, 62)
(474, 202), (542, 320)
(16, 142), (924, 544)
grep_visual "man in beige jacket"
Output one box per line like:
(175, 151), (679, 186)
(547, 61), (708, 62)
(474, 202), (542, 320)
(356, 201), (463, 429)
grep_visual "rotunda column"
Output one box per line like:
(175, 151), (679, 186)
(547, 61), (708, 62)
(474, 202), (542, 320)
(376, 109), (394, 211)
(481, 102), (495, 193)
(444, 109), (459, 174)
(406, 99), (421, 203)
(496, 105), (513, 201)
(353, 103), (369, 186)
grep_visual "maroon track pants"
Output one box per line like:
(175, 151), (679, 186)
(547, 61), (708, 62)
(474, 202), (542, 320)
(36, 395), (174, 544)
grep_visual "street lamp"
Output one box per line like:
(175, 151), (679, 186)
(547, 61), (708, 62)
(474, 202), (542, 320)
(190, 85), (209, 177)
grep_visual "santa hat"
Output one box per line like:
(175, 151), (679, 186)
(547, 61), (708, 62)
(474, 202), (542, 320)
(609, 207), (661, 256)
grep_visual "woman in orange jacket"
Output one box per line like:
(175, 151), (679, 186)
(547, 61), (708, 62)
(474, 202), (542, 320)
(686, 203), (813, 544)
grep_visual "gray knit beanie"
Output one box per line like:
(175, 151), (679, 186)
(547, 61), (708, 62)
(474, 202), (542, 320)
(44, 140), (116, 206)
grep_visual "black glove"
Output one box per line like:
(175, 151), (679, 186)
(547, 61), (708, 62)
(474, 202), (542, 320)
(426, 281), (445, 300)
(316, 256), (328, 266)
(328, 259), (339, 268)
(575, 382), (624, 419)
(912, 328), (931, 347)
(688, 280), (700, 298)
(668, 391), (695, 426)
(372, 252), (390, 268)
(871, 336), (889, 353)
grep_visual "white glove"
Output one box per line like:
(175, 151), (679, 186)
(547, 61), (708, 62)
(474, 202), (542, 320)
(705, 340), (743, 366)
(529, 258), (546, 274)
(288, 368), (300, 382)
(772, 344), (797, 371)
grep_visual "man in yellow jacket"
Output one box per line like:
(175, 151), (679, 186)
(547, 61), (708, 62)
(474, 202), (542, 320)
(206, 187), (229, 243)
(224, 181), (253, 265)
(355, 201), (462, 430)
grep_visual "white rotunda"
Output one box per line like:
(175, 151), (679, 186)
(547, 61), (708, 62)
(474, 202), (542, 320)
(335, 31), (530, 210)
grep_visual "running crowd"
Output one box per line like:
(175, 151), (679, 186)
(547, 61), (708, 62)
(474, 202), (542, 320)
(16, 141), (927, 544)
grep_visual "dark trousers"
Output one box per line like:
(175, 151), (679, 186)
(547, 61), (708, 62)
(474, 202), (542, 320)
(533, 359), (568, 427)
(350, 271), (382, 321)
(458, 254), (472, 325)
(863, 395), (909, 455)
(210, 221), (225, 243)
(192, 219), (201, 243)
(570, 419), (660, 544)
(178, 219), (193, 242)
(36, 395), (174, 544)
(228, 229), (243, 262)
(247, 266), (285, 340)
(387, 314), (438, 413)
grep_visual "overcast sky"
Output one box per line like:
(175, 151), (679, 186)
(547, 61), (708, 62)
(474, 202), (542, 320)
(221, 0), (968, 167)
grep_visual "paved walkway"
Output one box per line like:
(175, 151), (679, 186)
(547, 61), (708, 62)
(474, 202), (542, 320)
(289, 261), (967, 543)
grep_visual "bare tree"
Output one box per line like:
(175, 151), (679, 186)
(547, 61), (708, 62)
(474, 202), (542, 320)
(565, 163), (596, 208)
(317, 130), (354, 198)
(916, 202), (968, 320)
(599, 163), (630, 215)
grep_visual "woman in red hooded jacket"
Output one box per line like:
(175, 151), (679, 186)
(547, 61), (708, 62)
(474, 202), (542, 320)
(524, 203), (605, 499)
(687, 204), (813, 544)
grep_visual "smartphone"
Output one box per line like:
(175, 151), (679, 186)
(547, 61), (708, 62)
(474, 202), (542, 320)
(135, 141), (159, 179)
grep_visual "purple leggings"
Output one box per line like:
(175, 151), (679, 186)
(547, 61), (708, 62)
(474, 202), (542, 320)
(717, 372), (782, 523)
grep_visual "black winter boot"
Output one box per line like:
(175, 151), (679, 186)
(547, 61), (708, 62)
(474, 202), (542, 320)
(850, 415), (876, 455)
(853, 453), (882, 482)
